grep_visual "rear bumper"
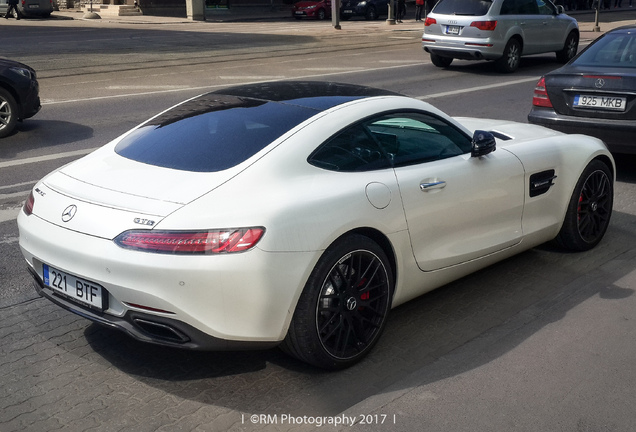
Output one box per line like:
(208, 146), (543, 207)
(528, 107), (636, 154)
(28, 265), (279, 351)
(422, 37), (504, 61)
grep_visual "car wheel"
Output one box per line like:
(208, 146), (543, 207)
(556, 31), (579, 63)
(317, 8), (326, 19)
(0, 88), (18, 139)
(496, 38), (521, 73)
(430, 53), (453, 68)
(282, 234), (393, 369)
(365, 5), (377, 20)
(555, 160), (613, 251)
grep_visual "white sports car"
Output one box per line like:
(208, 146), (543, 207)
(18, 81), (614, 369)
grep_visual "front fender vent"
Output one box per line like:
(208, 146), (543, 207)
(529, 169), (557, 197)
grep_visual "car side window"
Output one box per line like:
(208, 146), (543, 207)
(517, 0), (539, 14)
(535, 0), (555, 15)
(366, 113), (472, 167)
(308, 123), (391, 172)
(500, 0), (519, 14)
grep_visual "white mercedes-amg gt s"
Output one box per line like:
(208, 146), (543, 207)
(18, 81), (614, 369)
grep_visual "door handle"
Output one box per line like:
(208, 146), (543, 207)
(420, 180), (446, 191)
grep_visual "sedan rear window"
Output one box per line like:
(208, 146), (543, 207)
(433, 0), (493, 16)
(115, 94), (319, 172)
(573, 32), (636, 68)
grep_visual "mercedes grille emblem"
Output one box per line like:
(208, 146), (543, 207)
(61, 205), (77, 222)
(595, 78), (605, 89)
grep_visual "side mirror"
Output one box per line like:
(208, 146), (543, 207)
(471, 130), (496, 157)
(555, 4), (564, 14)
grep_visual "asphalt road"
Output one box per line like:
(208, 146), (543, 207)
(1, 10), (636, 432)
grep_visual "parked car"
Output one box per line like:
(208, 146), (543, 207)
(293, 0), (332, 19)
(422, 0), (579, 72)
(18, 81), (614, 370)
(340, 0), (387, 20)
(0, 58), (41, 138)
(0, 0), (54, 18)
(528, 25), (636, 154)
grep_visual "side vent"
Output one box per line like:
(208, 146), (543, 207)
(529, 169), (557, 197)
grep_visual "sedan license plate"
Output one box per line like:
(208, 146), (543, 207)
(573, 94), (627, 111)
(29, 4), (39, 7)
(43, 264), (105, 310)
(446, 25), (461, 35)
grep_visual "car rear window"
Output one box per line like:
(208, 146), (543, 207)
(573, 32), (636, 68)
(433, 0), (493, 15)
(115, 94), (320, 172)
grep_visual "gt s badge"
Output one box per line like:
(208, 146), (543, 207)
(134, 218), (155, 226)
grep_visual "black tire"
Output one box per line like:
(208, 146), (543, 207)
(430, 53), (453, 68)
(496, 38), (521, 73)
(556, 31), (579, 63)
(282, 234), (393, 369)
(365, 5), (377, 20)
(0, 88), (18, 139)
(555, 160), (613, 251)
(317, 8), (326, 20)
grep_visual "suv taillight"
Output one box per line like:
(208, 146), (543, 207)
(470, 20), (497, 31)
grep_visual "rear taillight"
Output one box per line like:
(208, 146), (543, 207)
(23, 191), (35, 216)
(424, 17), (436, 26)
(532, 77), (553, 108)
(114, 228), (265, 254)
(470, 20), (497, 31)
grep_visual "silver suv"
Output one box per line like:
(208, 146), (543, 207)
(422, 0), (579, 73)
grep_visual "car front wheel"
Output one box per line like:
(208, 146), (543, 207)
(282, 234), (393, 369)
(0, 88), (18, 139)
(555, 160), (613, 251)
(496, 39), (521, 73)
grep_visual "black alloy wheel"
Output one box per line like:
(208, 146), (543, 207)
(556, 160), (613, 251)
(282, 234), (393, 369)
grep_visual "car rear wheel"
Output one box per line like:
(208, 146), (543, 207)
(317, 8), (326, 19)
(0, 88), (18, 139)
(555, 160), (613, 251)
(496, 39), (521, 73)
(556, 31), (579, 63)
(282, 234), (393, 369)
(365, 5), (377, 20)
(430, 53), (453, 68)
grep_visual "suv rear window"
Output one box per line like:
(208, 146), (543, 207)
(433, 0), (493, 15)
(115, 94), (319, 172)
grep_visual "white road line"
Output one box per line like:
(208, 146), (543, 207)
(0, 148), (96, 169)
(417, 76), (539, 100)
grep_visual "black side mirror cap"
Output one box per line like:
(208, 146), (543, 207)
(471, 130), (497, 158)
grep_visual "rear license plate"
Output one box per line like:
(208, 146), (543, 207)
(29, 4), (39, 7)
(446, 25), (461, 35)
(573, 94), (627, 111)
(43, 264), (105, 310)
(343, 9), (352, 13)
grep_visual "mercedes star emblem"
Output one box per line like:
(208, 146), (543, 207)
(61, 205), (77, 222)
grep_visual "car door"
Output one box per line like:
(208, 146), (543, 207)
(367, 112), (525, 272)
(522, 0), (564, 53)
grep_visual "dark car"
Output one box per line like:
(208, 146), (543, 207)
(528, 26), (636, 154)
(0, 0), (54, 18)
(0, 58), (41, 138)
(340, 0), (387, 20)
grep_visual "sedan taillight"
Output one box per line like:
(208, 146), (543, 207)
(114, 228), (265, 255)
(532, 77), (553, 108)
